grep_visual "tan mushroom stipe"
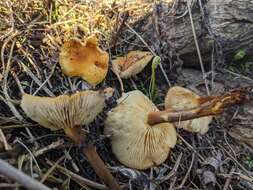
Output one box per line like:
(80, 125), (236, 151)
(104, 90), (177, 170)
(59, 36), (109, 86)
(21, 88), (114, 139)
(112, 51), (153, 79)
(165, 86), (212, 134)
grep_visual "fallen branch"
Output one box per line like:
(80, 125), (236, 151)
(0, 158), (51, 190)
(47, 159), (108, 190)
(148, 87), (252, 125)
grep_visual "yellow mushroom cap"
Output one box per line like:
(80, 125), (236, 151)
(21, 88), (114, 131)
(59, 36), (109, 85)
(165, 86), (212, 134)
(104, 90), (177, 170)
(112, 51), (153, 79)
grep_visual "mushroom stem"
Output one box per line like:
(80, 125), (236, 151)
(82, 144), (121, 190)
(147, 106), (217, 126)
(65, 127), (121, 190)
(147, 87), (250, 126)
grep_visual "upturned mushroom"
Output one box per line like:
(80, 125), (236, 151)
(59, 36), (109, 86)
(21, 88), (121, 190)
(112, 51), (153, 92)
(164, 86), (213, 134)
(112, 51), (153, 79)
(104, 90), (177, 170)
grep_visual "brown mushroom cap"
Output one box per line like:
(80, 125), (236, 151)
(21, 88), (114, 131)
(59, 36), (109, 85)
(104, 90), (177, 170)
(165, 86), (212, 134)
(112, 51), (153, 79)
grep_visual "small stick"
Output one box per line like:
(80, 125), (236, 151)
(0, 159), (51, 190)
(186, 0), (210, 95)
(47, 159), (108, 190)
(223, 167), (235, 190)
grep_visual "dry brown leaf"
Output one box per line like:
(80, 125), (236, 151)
(59, 36), (109, 86)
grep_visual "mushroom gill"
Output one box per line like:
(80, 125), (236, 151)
(104, 90), (177, 170)
(21, 88), (121, 190)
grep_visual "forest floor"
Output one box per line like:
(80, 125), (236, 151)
(0, 1), (253, 190)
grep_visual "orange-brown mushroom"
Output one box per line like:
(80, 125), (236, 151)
(59, 36), (109, 86)
(112, 51), (153, 92)
(112, 51), (153, 79)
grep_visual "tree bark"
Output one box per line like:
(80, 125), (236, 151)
(119, 0), (253, 67)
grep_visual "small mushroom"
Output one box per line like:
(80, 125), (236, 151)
(104, 90), (177, 170)
(147, 87), (250, 132)
(112, 51), (153, 92)
(112, 51), (153, 79)
(59, 36), (109, 86)
(165, 86), (212, 134)
(21, 88), (121, 190)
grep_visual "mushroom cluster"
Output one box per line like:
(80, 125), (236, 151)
(18, 35), (250, 190)
(104, 86), (249, 170)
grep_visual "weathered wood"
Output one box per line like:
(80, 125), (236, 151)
(119, 0), (253, 67)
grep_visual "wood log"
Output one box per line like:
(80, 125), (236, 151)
(118, 0), (253, 67)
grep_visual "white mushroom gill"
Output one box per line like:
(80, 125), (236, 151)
(104, 90), (177, 170)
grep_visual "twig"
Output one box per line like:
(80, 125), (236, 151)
(223, 167), (235, 190)
(177, 134), (205, 161)
(19, 62), (54, 96)
(224, 68), (253, 82)
(64, 149), (80, 173)
(46, 160), (108, 190)
(0, 129), (11, 150)
(2, 40), (23, 121)
(178, 153), (195, 188)
(14, 138), (41, 173)
(169, 153), (183, 190)
(217, 172), (253, 184)
(186, 0), (210, 95)
(33, 63), (57, 96)
(148, 87), (250, 125)
(219, 144), (253, 179)
(40, 156), (65, 183)
(0, 159), (51, 190)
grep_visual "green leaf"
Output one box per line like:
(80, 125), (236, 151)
(234, 49), (246, 61)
